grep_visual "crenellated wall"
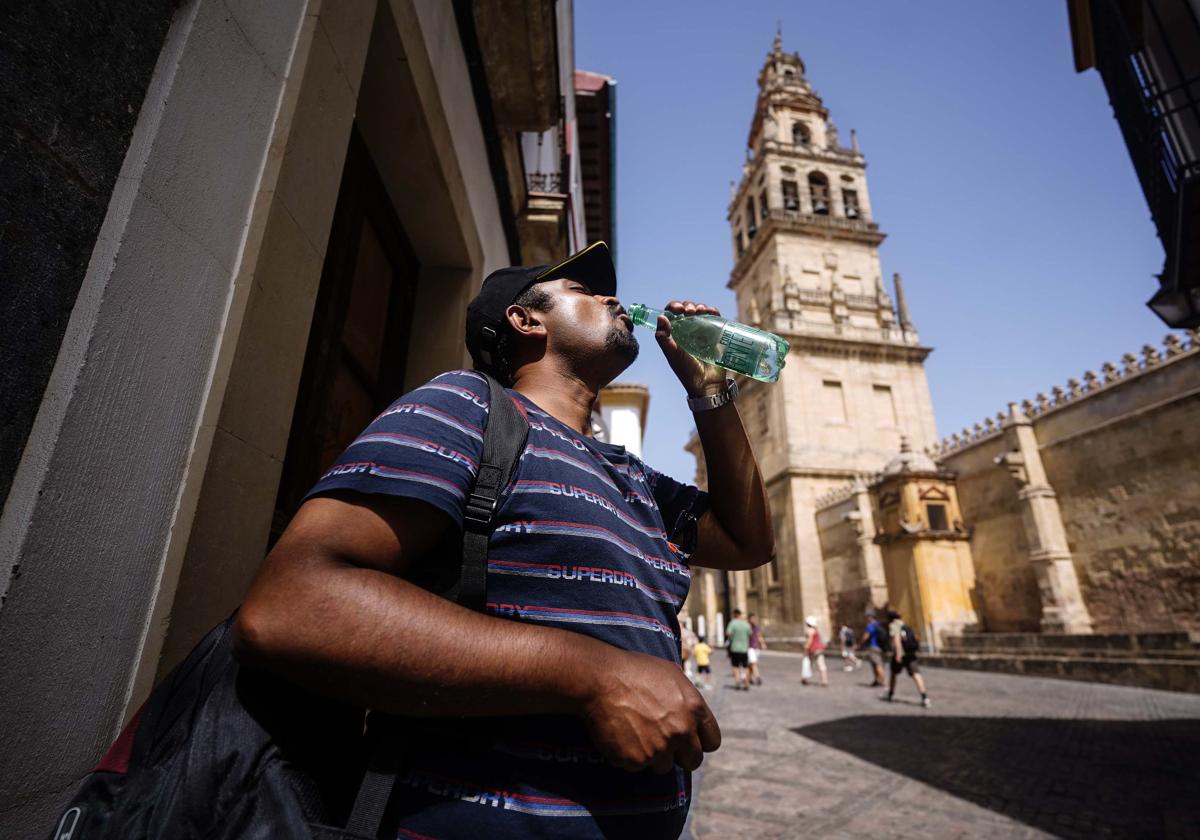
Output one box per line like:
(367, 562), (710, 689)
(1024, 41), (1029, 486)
(933, 331), (1200, 634)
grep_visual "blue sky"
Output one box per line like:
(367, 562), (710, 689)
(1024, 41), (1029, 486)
(574, 0), (1168, 483)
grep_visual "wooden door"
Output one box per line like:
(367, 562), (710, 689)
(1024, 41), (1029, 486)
(271, 127), (419, 542)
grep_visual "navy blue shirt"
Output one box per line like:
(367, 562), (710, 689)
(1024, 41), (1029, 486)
(306, 370), (708, 839)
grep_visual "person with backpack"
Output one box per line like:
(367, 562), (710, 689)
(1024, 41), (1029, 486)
(883, 608), (931, 708)
(226, 243), (775, 838)
(859, 607), (886, 687)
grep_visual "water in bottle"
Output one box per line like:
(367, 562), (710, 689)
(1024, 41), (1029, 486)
(626, 304), (789, 383)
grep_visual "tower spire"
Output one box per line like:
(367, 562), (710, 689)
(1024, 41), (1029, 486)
(894, 272), (914, 331)
(774, 22), (783, 55)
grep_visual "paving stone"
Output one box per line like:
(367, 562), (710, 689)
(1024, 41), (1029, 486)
(685, 652), (1200, 839)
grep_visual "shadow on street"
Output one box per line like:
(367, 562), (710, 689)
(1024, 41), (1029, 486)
(792, 715), (1200, 838)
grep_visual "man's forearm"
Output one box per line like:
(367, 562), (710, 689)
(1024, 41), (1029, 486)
(235, 553), (617, 717)
(693, 401), (774, 564)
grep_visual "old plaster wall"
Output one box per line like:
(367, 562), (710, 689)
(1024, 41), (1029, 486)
(0, 0), (178, 511)
(0, 2), (310, 832)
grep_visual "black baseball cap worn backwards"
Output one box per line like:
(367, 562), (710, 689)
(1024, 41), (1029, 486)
(465, 241), (616, 376)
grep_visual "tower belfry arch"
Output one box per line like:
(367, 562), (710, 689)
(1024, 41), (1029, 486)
(723, 34), (939, 636)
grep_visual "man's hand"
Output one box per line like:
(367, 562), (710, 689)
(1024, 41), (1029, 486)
(654, 300), (729, 397)
(582, 648), (721, 773)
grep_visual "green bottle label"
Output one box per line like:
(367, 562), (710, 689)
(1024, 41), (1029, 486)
(716, 323), (765, 375)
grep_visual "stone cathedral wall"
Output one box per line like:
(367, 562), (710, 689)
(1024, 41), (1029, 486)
(934, 332), (1200, 634)
(815, 491), (875, 631)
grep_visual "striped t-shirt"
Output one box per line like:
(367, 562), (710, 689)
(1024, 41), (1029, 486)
(305, 370), (708, 839)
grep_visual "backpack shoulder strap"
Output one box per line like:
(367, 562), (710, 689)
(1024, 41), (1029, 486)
(346, 373), (528, 838)
(456, 372), (528, 611)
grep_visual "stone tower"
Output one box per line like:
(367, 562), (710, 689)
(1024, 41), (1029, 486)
(727, 33), (938, 636)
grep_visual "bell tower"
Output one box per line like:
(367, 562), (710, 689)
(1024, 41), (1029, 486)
(727, 32), (938, 634)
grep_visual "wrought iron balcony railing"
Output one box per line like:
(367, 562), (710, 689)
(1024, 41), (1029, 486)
(526, 171), (563, 194)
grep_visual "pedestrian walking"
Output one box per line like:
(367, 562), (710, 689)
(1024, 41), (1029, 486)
(227, 243), (775, 837)
(693, 636), (713, 690)
(748, 613), (767, 685)
(839, 624), (860, 671)
(882, 609), (931, 707)
(859, 608), (886, 687)
(801, 616), (829, 687)
(726, 609), (753, 690)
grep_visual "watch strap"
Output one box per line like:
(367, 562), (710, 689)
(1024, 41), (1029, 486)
(688, 378), (739, 412)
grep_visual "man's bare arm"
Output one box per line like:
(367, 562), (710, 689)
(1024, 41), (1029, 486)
(234, 493), (720, 772)
(689, 400), (775, 571)
(650, 300), (774, 573)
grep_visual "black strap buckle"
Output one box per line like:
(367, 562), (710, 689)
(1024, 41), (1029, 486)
(463, 491), (498, 532)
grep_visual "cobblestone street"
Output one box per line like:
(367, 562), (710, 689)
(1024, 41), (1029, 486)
(685, 651), (1200, 839)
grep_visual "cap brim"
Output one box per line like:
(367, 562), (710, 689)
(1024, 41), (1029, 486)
(535, 241), (616, 296)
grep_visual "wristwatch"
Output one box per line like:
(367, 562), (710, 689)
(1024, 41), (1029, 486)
(687, 378), (739, 412)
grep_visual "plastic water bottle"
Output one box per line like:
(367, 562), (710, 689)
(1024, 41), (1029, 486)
(627, 304), (789, 383)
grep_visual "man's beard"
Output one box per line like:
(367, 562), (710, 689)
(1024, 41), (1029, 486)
(605, 321), (640, 368)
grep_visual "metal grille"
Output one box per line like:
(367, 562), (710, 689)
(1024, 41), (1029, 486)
(1091, 0), (1200, 260)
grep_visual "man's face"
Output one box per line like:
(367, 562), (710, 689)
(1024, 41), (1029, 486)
(536, 278), (639, 377)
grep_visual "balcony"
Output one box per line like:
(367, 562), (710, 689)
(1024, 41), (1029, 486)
(767, 208), (883, 239)
(518, 167), (568, 264)
(526, 171), (563, 194)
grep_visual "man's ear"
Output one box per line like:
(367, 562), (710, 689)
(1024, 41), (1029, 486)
(505, 303), (547, 338)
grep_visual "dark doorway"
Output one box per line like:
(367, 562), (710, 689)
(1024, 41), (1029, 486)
(272, 126), (419, 542)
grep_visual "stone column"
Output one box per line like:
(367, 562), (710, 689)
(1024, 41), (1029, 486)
(791, 487), (832, 631)
(701, 569), (719, 642)
(729, 569), (749, 615)
(851, 476), (889, 608)
(997, 403), (1094, 634)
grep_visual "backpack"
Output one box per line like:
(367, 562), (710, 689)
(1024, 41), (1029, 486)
(47, 373), (529, 840)
(899, 623), (920, 655)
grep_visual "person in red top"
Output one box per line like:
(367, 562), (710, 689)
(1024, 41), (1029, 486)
(802, 616), (829, 687)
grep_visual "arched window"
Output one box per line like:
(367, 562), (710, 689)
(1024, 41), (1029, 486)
(792, 122), (810, 146)
(781, 179), (799, 211)
(842, 189), (860, 219)
(808, 171), (830, 215)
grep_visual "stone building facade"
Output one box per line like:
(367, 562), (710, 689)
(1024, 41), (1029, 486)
(0, 1), (614, 833)
(683, 34), (938, 642)
(930, 332), (1200, 636)
(682, 35), (1200, 656)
